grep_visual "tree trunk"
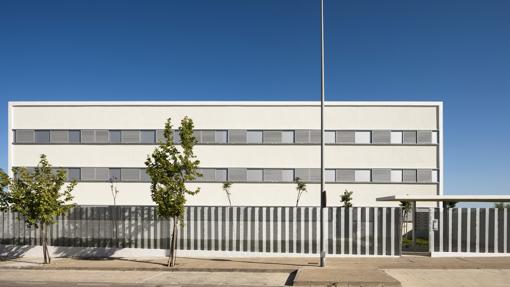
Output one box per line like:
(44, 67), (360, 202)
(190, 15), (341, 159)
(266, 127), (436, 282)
(168, 217), (178, 267)
(172, 220), (178, 267)
(42, 222), (51, 264)
(296, 191), (302, 207)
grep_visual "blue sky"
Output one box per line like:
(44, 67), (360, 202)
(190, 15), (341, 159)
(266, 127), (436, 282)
(1, 0), (509, 201)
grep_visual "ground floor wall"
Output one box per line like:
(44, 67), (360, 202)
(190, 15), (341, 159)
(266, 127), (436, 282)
(0, 206), (401, 257)
(70, 183), (438, 207)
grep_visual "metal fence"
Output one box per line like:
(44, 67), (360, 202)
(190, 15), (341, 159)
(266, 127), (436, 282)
(432, 208), (510, 254)
(1, 206), (401, 256)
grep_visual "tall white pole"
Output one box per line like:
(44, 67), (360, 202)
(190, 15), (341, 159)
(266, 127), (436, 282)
(319, 0), (326, 267)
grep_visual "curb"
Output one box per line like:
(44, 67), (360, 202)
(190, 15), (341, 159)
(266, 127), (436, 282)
(0, 265), (297, 273)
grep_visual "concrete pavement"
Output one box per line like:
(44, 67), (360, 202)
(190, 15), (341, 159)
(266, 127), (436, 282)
(385, 269), (510, 287)
(2, 256), (510, 286)
(0, 269), (291, 286)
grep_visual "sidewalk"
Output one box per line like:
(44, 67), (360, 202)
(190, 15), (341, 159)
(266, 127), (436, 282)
(2, 256), (510, 286)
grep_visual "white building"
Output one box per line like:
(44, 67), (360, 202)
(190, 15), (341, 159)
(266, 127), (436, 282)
(8, 101), (442, 207)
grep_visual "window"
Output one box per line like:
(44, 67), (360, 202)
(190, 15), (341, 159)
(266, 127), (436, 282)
(309, 130), (321, 143)
(417, 131), (432, 144)
(15, 130), (34, 143)
(336, 169), (355, 182)
(390, 132), (403, 144)
(95, 168), (109, 181)
(246, 130), (263, 143)
(122, 131), (140, 143)
(431, 131), (438, 144)
(372, 131), (390, 144)
(156, 130), (165, 143)
(198, 169), (215, 181)
(372, 169), (390, 182)
(264, 169), (281, 182)
(173, 130), (181, 144)
(325, 131), (336, 144)
(215, 169), (227, 182)
(121, 168), (140, 181)
(247, 169), (263, 181)
(50, 131), (68, 143)
(295, 130), (310, 144)
(431, 170), (439, 182)
(325, 169), (335, 182)
(109, 130), (121, 144)
(281, 169), (294, 182)
(95, 130), (109, 143)
(69, 130), (81, 143)
(81, 130), (95, 143)
(35, 130), (50, 144)
(403, 131), (417, 144)
(355, 170), (371, 182)
(81, 168), (95, 181)
(192, 131), (202, 143)
(281, 131), (294, 143)
(228, 168), (247, 182)
(336, 131), (355, 144)
(391, 170), (403, 182)
(67, 168), (81, 181)
(140, 169), (150, 182)
(141, 130), (156, 144)
(228, 130), (246, 143)
(215, 130), (228, 143)
(263, 131), (282, 143)
(201, 131), (215, 143)
(403, 170), (417, 182)
(417, 169), (432, 182)
(355, 131), (371, 144)
(109, 168), (121, 181)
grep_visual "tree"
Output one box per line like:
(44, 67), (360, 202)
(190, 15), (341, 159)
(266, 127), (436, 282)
(495, 202), (510, 208)
(145, 117), (201, 267)
(0, 169), (9, 211)
(109, 177), (120, 245)
(222, 181), (232, 207)
(294, 177), (307, 207)
(7, 154), (76, 264)
(400, 201), (412, 239)
(340, 190), (353, 208)
(443, 201), (457, 208)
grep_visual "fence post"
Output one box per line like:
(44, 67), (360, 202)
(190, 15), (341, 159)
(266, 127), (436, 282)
(429, 207), (434, 255)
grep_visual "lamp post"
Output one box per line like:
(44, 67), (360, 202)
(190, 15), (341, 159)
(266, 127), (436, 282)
(319, 0), (326, 268)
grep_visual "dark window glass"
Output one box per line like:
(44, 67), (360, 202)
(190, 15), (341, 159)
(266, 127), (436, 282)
(69, 130), (81, 143)
(140, 130), (156, 144)
(109, 130), (121, 144)
(35, 130), (50, 143)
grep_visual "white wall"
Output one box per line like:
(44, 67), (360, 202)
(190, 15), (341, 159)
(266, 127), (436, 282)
(9, 102), (442, 207)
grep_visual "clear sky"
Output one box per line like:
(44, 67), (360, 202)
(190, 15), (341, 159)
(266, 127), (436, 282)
(1, 0), (509, 202)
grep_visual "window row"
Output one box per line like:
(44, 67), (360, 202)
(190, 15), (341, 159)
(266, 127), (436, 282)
(13, 129), (439, 145)
(16, 167), (439, 183)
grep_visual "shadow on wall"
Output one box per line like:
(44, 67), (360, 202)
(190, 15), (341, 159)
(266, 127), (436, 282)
(0, 245), (32, 259)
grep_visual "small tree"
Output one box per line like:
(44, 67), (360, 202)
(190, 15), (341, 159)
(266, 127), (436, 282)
(340, 190), (353, 208)
(0, 169), (9, 211)
(109, 177), (120, 244)
(495, 202), (510, 208)
(400, 201), (412, 239)
(7, 154), (76, 264)
(222, 181), (232, 207)
(294, 177), (307, 207)
(145, 117), (201, 267)
(443, 201), (457, 208)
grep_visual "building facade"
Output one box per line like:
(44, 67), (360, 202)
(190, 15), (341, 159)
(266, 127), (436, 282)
(8, 101), (442, 207)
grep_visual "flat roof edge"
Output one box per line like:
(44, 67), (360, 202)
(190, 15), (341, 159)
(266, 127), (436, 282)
(9, 101), (443, 107)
